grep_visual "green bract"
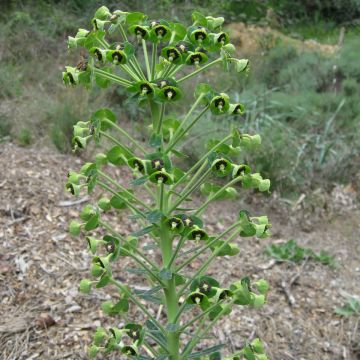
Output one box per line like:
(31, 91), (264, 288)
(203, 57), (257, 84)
(65, 7), (271, 360)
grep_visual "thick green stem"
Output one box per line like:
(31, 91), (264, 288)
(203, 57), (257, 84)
(159, 222), (180, 359)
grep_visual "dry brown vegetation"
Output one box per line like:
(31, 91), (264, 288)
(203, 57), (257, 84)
(0, 142), (359, 360)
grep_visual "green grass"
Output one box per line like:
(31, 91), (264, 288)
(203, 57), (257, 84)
(265, 239), (337, 267)
(336, 297), (360, 317)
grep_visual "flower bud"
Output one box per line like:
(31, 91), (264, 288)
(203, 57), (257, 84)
(67, 171), (83, 184)
(95, 153), (108, 166)
(91, 262), (104, 277)
(98, 197), (111, 211)
(176, 41), (191, 54)
(88, 344), (99, 358)
(63, 67), (78, 85)
(69, 220), (82, 236)
(79, 278), (92, 294)
(72, 135), (92, 151)
(92, 18), (108, 31)
(73, 124), (90, 137)
(93, 327), (107, 346)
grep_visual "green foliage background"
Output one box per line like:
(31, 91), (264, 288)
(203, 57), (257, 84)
(0, 0), (359, 195)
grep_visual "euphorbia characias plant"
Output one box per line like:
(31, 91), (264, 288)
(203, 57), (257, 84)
(64, 6), (271, 360)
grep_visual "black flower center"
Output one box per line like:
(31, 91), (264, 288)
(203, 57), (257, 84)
(164, 88), (177, 99)
(190, 54), (201, 64)
(133, 159), (144, 171)
(140, 84), (152, 95)
(67, 183), (75, 195)
(151, 158), (164, 170)
(234, 105), (243, 114)
(155, 25), (167, 37)
(135, 26), (147, 38)
(219, 289), (231, 300)
(94, 48), (102, 61)
(235, 165), (247, 177)
(75, 138), (84, 148)
(123, 346), (136, 356)
(199, 281), (212, 294)
(176, 43), (188, 53)
(106, 241), (115, 254)
(168, 217), (182, 230)
(194, 28), (207, 41)
(167, 48), (180, 61)
(129, 329), (140, 340)
(112, 51), (123, 62)
(190, 293), (204, 304)
(67, 72), (75, 84)
(192, 229), (205, 240)
(215, 160), (228, 171)
(182, 216), (194, 227)
(155, 172), (168, 183)
(157, 79), (169, 88)
(218, 33), (227, 43)
(214, 98), (225, 109)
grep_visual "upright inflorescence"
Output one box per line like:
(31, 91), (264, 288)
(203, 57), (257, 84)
(64, 6), (270, 360)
